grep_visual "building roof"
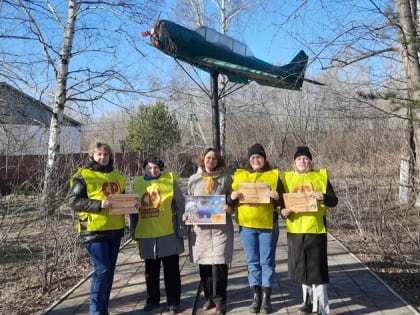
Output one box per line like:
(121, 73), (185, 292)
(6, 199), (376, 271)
(0, 81), (81, 127)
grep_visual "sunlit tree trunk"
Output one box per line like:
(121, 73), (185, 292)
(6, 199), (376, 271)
(395, 0), (420, 204)
(219, 0), (228, 156)
(216, 0), (251, 156)
(42, 0), (79, 214)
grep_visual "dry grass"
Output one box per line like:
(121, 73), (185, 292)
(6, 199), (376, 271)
(0, 196), (90, 315)
(328, 182), (420, 313)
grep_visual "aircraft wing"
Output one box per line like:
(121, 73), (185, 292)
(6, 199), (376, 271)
(198, 57), (305, 90)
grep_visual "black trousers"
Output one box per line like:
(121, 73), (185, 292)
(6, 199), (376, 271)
(145, 254), (181, 306)
(200, 264), (228, 305)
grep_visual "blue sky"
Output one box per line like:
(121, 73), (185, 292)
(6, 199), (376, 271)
(81, 0), (393, 119)
(138, 0), (390, 87)
(0, 0), (396, 117)
(142, 1), (314, 75)
(130, 1), (323, 108)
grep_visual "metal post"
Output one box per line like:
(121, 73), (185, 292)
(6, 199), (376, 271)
(210, 70), (220, 151)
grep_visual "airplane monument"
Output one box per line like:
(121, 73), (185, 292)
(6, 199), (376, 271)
(142, 19), (317, 150)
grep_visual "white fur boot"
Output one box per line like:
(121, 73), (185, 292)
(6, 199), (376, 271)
(312, 284), (329, 314)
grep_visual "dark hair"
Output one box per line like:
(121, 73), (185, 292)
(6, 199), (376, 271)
(143, 157), (164, 171)
(196, 148), (225, 171)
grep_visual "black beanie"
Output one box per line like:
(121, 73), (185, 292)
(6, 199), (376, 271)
(248, 143), (266, 159)
(143, 156), (165, 171)
(294, 146), (312, 160)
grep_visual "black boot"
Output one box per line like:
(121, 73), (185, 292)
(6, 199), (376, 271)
(249, 285), (262, 313)
(298, 290), (313, 315)
(260, 287), (272, 314)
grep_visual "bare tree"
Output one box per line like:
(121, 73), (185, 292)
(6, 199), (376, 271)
(0, 0), (161, 292)
(0, 0), (161, 212)
(274, 0), (420, 274)
(264, 1), (420, 201)
(394, 0), (420, 204)
(41, 0), (78, 214)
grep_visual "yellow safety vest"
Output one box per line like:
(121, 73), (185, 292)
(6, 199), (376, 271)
(132, 172), (177, 238)
(280, 169), (328, 234)
(70, 167), (127, 233)
(232, 168), (278, 229)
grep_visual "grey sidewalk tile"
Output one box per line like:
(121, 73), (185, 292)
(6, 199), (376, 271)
(43, 223), (419, 315)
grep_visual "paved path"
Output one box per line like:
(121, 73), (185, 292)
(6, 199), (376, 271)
(43, 223), (418, 315)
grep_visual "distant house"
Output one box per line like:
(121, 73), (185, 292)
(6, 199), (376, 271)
(0, 82), (81, 155)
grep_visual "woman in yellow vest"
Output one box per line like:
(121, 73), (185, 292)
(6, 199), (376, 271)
(130, 157), (185, 314)
(186, 148), (233, 315)
(280, 146), (338, 315)
(67, 141), (127, 315)
(229, 143), (285, 314)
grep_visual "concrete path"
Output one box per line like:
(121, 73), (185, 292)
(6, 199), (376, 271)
(42, 223), (419, 315)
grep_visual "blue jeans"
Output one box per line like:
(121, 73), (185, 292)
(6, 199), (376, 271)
(84, 238), (121, 315)
(270, 221), (279, 269)
(239, 226), (277, 288)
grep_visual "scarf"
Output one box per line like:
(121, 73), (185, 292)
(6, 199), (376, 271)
(144, 174), (161, 181)
(201, 172), (220, 194)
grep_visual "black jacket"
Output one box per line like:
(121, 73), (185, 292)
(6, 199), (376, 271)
(67, 157), (125, 242)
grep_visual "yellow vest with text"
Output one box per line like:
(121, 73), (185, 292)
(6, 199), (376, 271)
(232, 168), (278, 229)
(70, 167), (127, 233)
(132, 172), (177, 238)
(281, 169), (328, 234)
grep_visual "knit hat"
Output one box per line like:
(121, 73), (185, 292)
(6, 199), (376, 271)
(248, 143), (266, 159)
(143, 156), (165, 171)
(294, 146), (312, 160)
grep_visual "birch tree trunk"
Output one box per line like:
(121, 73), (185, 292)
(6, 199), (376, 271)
(394, 0), (420, 205)
(216, 0), (250, 156)
(42, 0), (79, 214)
(218, 0), (226, 156)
